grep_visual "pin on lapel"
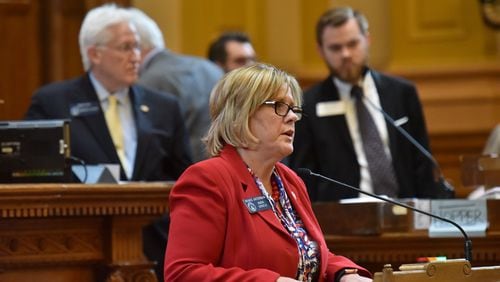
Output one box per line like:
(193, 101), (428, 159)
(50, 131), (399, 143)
(140, 105), (149, 112)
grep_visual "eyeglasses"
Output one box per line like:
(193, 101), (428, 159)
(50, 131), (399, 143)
(99, 42), (141, 53)
(263, 101), (303, 120)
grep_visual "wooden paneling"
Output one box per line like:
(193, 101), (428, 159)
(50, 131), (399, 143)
(0, 0), (130, 121)
(389, 0), (497, 67)
(0, 0), (41, 120)
(1, 0), (498, 198)
(315, 200), (500, 274)
(0, 182), (171, 282)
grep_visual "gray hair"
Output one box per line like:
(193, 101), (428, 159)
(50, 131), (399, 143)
(126, 7), (165, 51)
(79, 4), (134, 71)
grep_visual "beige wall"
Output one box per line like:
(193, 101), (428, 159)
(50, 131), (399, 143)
(132, 0), (500, 196)
(132, 0), (499, 129)
(133, 0), (498, 73)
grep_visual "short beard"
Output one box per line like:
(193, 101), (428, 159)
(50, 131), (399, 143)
(329, 65), (361, 84)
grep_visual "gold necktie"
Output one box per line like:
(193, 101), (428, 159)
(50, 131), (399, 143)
(105, 95), (128, 174)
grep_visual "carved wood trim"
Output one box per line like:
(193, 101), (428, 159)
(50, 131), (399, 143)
(0, 183), (172, 218)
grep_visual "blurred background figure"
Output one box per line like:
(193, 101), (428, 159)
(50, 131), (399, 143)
(24, 4), (192, 182)
(290, 7), (453, 201)
(129, 7), (223, 162)
(207, 31), (257, 72)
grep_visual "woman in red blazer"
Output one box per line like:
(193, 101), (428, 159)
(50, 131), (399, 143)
(164, 63), (372, 282)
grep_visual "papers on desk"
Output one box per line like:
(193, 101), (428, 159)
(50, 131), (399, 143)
(429, 199), (488, 238)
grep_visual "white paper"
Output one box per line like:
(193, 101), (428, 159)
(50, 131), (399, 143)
(316, 101), (346, 117)
(429, 199), (488, 238)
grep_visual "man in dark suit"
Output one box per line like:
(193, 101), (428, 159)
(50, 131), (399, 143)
(25, 4), (192, 182)
(129, 7), (223, 162)
(289, 7), (452, 201)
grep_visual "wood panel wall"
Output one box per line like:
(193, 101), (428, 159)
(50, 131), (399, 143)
(1, 0), (499, 197)
(0, 0), (41, 121)
(0, 0), (129, 121)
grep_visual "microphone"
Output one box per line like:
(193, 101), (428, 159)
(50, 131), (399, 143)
(361, 94), (455, 198)
(296, 168), (473, 262)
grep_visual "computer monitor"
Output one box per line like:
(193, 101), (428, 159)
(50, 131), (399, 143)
(0, 119), (71, 183)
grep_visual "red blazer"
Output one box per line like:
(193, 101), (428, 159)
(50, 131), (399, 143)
(164, 145), (370, 281)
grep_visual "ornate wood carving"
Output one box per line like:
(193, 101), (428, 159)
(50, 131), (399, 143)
(0, 182), (171, 282)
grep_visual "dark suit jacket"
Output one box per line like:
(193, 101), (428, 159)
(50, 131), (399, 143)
(290, 71), (442, 201)
(164, 145), (370, 281)
(25, 73), (192, 181)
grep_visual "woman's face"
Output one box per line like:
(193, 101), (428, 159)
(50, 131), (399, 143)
(248, 86), (300, 161)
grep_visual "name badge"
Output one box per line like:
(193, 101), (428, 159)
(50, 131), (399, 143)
(243, 196), (272, 214)
(316, 101), (346, 117)
(70, 102), (100, 117)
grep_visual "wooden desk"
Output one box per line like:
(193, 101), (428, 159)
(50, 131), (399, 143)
(0, 183), (172, 282)
(316, 200), (500, 274)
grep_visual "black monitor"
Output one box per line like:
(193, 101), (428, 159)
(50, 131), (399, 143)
(0, 119), (71, 183)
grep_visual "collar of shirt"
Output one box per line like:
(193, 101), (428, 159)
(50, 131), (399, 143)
(89, 72), (130, 107)
(332, 70), (376, 101)
(88, 71), (137, 180)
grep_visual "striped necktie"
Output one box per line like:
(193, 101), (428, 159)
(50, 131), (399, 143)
(351, 85), (398, 197)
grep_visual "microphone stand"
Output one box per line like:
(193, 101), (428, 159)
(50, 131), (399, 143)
(302, 169), (473, 262)
(362, 96), (455, 198)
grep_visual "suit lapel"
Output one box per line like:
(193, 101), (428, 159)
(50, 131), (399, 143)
(370, 71), (399, 156)
(319, 78), (356, 153)
(130, 85), (153, 179)
(71, 74), (118, 163)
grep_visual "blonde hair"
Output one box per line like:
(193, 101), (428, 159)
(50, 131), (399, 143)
(205, 63), (302, 157)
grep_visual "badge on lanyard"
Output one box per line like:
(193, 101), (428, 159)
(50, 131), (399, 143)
(243, 195), (272, 214)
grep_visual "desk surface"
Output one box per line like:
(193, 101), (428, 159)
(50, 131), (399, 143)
(316, 200), (500, 274)
(1, 184), (498, 279)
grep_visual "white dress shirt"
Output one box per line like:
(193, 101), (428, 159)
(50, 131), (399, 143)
(89, 72), (137, 179)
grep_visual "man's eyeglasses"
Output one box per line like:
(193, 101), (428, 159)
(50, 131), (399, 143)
(263, 101), (303, 120)
(98, 42), (141, 53)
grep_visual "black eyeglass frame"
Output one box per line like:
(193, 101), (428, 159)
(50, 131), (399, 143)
(263, 100), (303, 120)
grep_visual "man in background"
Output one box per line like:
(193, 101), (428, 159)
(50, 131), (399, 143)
(130, 8), (223, 162)
(25, 5), (193, 282)
(290, 7), (453, 201)
(25, 4), (192, 182)
(207, 31), (257, 72)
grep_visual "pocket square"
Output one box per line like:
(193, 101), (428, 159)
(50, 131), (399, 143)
(394, 116), (409, 127)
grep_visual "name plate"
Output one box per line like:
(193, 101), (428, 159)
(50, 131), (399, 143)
(429, 199), (488, 238)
